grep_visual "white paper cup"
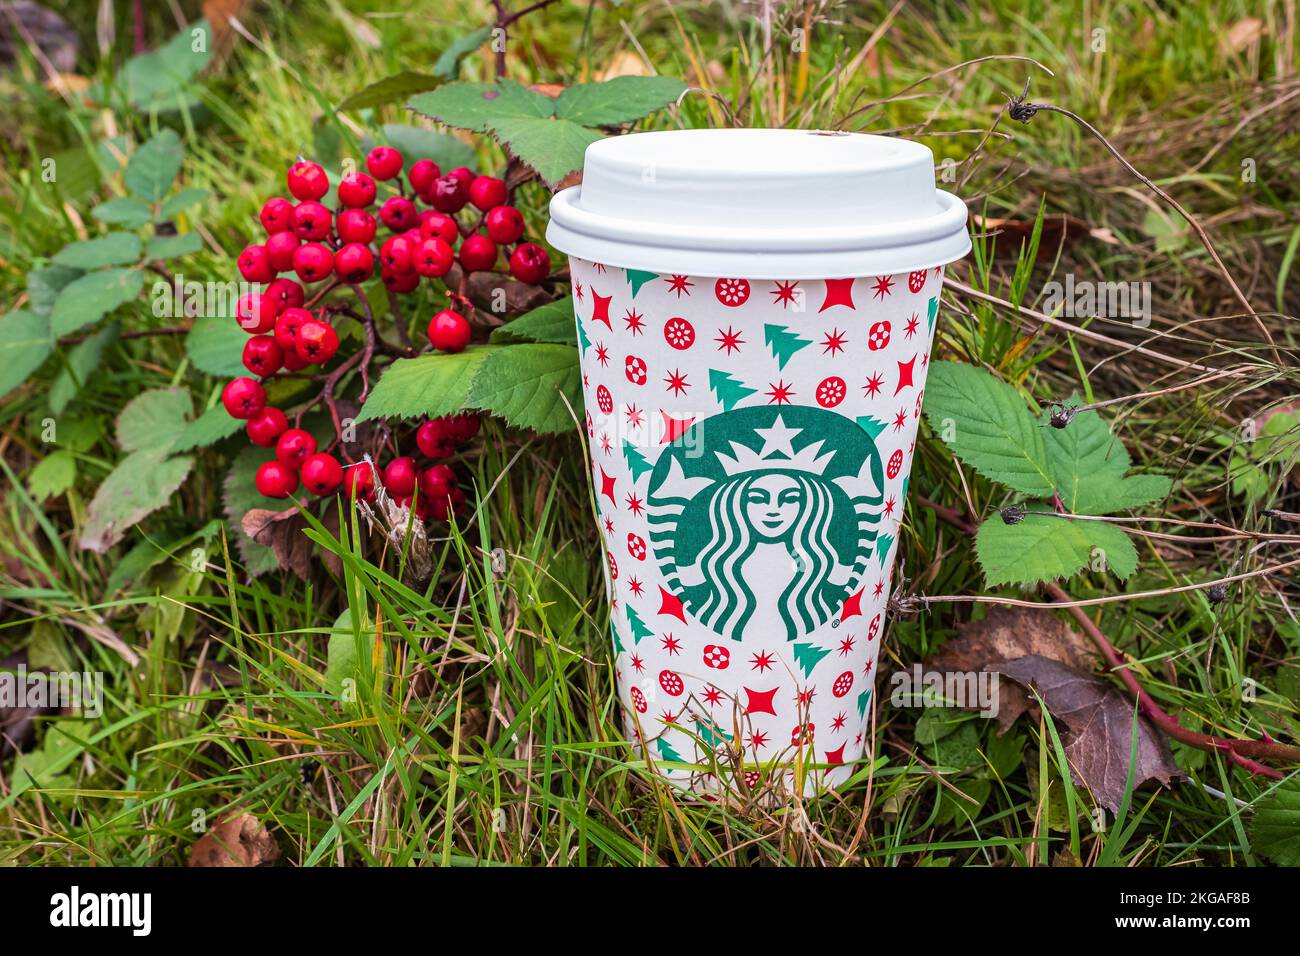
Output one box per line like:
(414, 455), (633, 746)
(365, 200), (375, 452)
(547, 129), (969, 793)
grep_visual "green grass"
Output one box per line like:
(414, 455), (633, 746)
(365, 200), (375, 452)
(1, 0), (1298, 865)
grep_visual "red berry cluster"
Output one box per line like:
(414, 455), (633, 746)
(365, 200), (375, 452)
(222, 145), (549, 511)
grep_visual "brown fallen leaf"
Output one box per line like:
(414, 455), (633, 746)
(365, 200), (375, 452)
(928, 606), (1097, 730)
(242, 506), (342, 581)
(189, 812), (280, 867)
(1001, 655), (1182, 813)
(447, 264), (559, 319)
(1222, 17), (1264, 54)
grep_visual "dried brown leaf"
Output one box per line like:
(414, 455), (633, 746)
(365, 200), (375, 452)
(241, 506), (342, 581)
(189, 812), (280, 867)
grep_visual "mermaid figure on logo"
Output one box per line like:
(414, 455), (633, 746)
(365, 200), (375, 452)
(648, 414), (884, 642)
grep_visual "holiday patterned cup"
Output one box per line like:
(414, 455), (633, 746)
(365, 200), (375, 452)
(548, 129), (968, 793)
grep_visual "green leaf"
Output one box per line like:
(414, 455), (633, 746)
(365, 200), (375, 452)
(113, 20), (212, 111)
(52, 233), (142, 269)
(486, 116), (602, 187)
(125, 129), (184, 202)
(325, 610), (362, 695)
(555, 75), (687, 126)
(466, 343), (581, 434)
(338, 70), (440, 111)
(185, 317), (247, 376)
(1078, 473), (1171, 514)
(407, 79), (555, 132)
(27, 450), (77, 501)
(79, 448), (193, 552)
(92, 197), (152, 228)
(433, 26), (492, 78)
(27, 265), (82, 316)
(356, 347), (494, 423)
(171, 402), (243, 452)
(1043, 406), (1171, 514)
(159, 187), (210, 219)
(375, 124), (476, 171)
(976, 513), (1136, 586)
(0, 310), (54, 399)
(1251, 778), (1300, 866)
(116, 387), (192, 453)
(223, 444), (292, 576)
(50, 268), (145, 336)
(146, 231), (203, 260)
(923, 361), (1055, 496)
(489, 297), (576, 345)
(50, 321), (119, 414)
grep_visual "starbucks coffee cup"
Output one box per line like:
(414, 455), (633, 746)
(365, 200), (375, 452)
(547, 128), (969, 793)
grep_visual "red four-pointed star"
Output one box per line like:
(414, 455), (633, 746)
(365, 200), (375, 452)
(664, 368), (690, 396)
(821, 328), (847, 355)
(825, 743), (847, 766)
(591, 292), (612, 328)
(665, 274), (693, 297)
(750, 651), (775, 673)
(863, 372), (884, 397)
(771, 280), (801, 309)
(599, 467), (617, 504)
(625, 492), (644, 516)
(819, 278), (855, 312)
(661, 634), (682, 655)
(871, 275), (894, 300)
(766, 379), (795, 405)
(660, 411), (696, 444)
(744, 686), (779, 715)
(715, 325), (744, 354)
(658, 586), (687, 622)
(623, 309), (645, 335)
(895, 354), (916, 394)
(840, 587), (865, 623)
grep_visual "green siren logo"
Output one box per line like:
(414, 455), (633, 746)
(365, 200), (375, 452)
(647, 406), (885, 642)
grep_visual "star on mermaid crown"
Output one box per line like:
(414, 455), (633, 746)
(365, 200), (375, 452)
(715, 415), (836, 476)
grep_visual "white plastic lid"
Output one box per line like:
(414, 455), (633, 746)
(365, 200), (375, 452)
(546, 128), (970, 279)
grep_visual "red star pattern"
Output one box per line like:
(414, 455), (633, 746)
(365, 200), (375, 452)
(819, 278), (855, 312)
(821, 328), (847, 355)
(715, 325), (744, 354)
(744, 686), (779, 715)
(838, 635), (856, 656)
(863, 372), (884, 397)
(748, 729), (769, 749)
(884, 495), (896, 517)
(599, 433), (612, 454)
(873, 579), (885, 598)
(798, 687), (815, 705)
(625, 404), (644, 428)
(766, 379), (795, 404)
(591, 292), (612, 328)
(750, 651), (775, 673)
(840, 587), (865, 623)
(658, 710), (677, 724)
(573, 280), (584, 302)
(771, 280), (801, 309)
(895, 354), (916, 394)
(623, 309), (645, 335)
(625, 492), (644, 516)
(661, 634), (682, 656)
(831, 712), (847, 732)
(703, 686), (723, 706)
(825, 743), (847, 766)
(599, 467), (617, 505)
(660, 412), (696, 444)
(871, 275), (894, 300)
(602, 516), (614, 535)
(904, 313), (920, 338)
(594, 343), (610, 366)
(630, 653), (644, 673)
(663, 368), (690, 396)
(627, 577), (644, 597)
(657, 586), (687, 623)
(665, 275), (693, 298)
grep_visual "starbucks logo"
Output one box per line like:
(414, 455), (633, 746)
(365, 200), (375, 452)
(647, 405), (885, 643)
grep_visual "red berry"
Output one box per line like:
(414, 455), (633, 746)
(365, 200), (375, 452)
(379, 234), (417, 273)
(382, 456), (418, 498)
(222, 377), (267, 420)
(264, 231), (300, 273)
(338, 171), (377, 208)
(509, 242), (550, 284)
(379, 196), (418, 232)
(415, 238), (454, 278)
(292, 201), (333, 241)
(276, 429), (317, 469)
(236, 292), (277, 334)
(281, 349), (310, 372)
(296, 319), (339, 363)
(419, 463), (456, 501)
(238, 244), (276, 283)
(301, 453), (344, 495)
(274, 307), (310, 350)
(343, 464), (375, 500)
(260, 197), (295, 234)
(287, 161), (329, 202)
(382, 270), (420, 294)
(448, 166), (475, 188)
(247, 407), (289, 447)
(429, 174), (470, 214)
(429, 483), (463, 521)
(416, 418), (455, 458)
(255, 460), (299, 498)
(408, 159), (440, 194)
(242, 335), (284, 376)
(419, 212), (459, 245)
(335, 242), (376, 284)
(427, 309), (471, 353)
(459, 233), (498, 272)
(336, 208), (377, 244)
(365, 147), (404, 181)
(265, 277), (304, 311)
(485, 205), (525, 244)
(469, 176), (507, 212)
(448, 412), (481, 443)
(293, 243), (335, 283)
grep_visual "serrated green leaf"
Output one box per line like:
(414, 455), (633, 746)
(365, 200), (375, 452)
(356, 347), (494, 423)
(487, 116), (603, 187)
(338, 70), (440, 111)
(79, 447), (193, 552)
(185, 317), (248, 376)
(27, 450), (77, 501)
(1076, 473), (1172, 515)
(27, 265), (82, 316)
(976, 513), (1137, 586)
(434, 26), (492, 78)
(1043, 405), (1170, 514)
(0, 310), (54, 399)
(375, 124), (476, 170)
(50, 268), (145, 337)
(1081, 520), (1138, 580)
(490, 297), (576, 345)
(407, 79), (555, 132)
(923, 361), (1054, 496)
(125, 129), (184, 202)
(116, 387), (192, 453)
(1251, 778), (1300, 866)
(555, 75), (687, 125)
(159, 187), (209, 219)
(466, 343), (581, 434)
(50, 320), (119, 414)
(146, 231), (203, 260)
(53, 233), (142, 269)
(93, 196), (152, 228)
(171, 402), (243, 452)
